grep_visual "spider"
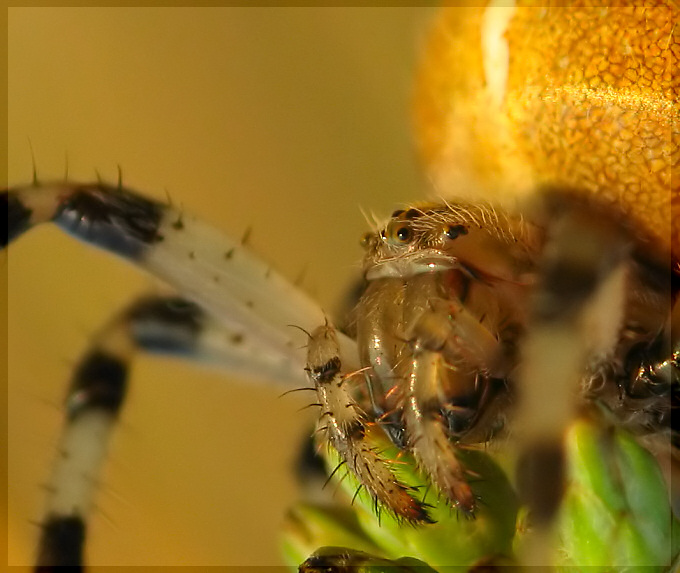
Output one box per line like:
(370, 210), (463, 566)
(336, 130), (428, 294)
(7, 3), (678, 571)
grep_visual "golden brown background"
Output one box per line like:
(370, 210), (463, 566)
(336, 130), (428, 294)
(7, 7), (437, 568)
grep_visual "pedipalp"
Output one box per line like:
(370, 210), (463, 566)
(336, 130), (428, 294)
(306, 323), (432, 524)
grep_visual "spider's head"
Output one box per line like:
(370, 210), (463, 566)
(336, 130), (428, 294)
(361, 202), (541, 285)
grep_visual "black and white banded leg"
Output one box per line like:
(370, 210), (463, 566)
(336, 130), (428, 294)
(4, 180), (360, 569)
(515, 192), (674, 565)
(36, 293), (304, 569)
(4, 180), (356, 366)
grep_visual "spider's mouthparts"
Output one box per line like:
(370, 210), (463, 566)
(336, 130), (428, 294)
(365, 252), (457, 280)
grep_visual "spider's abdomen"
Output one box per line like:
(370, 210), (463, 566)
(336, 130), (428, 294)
(414, 3), (678, 260)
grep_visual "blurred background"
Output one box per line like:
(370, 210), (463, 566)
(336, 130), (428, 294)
(7, 7), (437, 568)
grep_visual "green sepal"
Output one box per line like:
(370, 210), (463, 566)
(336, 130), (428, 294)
(558, 420), (680, 570)
(322, 439), (519, 568)
(281, 503), (386, 569)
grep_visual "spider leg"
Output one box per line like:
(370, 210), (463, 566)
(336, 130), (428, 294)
(401, 300), (501, 515)
(5, 180), (364, 568)
(514, 192), (672, 565)
(4, 181), (357, 373)
(399, 263), (518, 516)
(35, 292), (310, 569)
(402, 342), (476, 516)
(412, 297), (508, 379)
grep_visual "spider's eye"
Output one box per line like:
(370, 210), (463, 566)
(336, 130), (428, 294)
(444, 224), (468, 240)
(393, 225), (412, 243)
(360, 232), (372, 249)
(381, 222), (413, 246)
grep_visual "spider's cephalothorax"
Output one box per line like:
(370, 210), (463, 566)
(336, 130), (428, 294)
(310, 196), (677, 540)
(354, 203), (540, 515)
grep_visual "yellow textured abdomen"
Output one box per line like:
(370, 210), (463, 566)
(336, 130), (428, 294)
(414, 2), (677, 261)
